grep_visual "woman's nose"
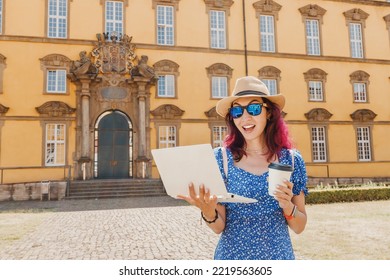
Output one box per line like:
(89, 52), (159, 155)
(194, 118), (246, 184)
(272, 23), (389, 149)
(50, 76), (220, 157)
(241, 108), (252, 120)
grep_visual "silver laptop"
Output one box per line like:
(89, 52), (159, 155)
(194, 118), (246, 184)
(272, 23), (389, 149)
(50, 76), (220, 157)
(151, 144), (257, 203)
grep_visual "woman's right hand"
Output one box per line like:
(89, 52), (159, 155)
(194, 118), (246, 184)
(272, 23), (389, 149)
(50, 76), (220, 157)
(177, 182), (218, 220)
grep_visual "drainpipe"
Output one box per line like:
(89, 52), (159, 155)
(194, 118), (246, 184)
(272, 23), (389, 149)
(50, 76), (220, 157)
(242, 0), (248, 76)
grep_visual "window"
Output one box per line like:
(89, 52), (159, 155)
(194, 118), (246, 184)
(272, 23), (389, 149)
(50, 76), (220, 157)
(153, 59), (179, 98)
(157, 75), (175, 97)
(159, 126), (176, 148)
(357, 127), (371, 161)
(349, 23), (363, 58)
(157, 5), (174, 45)
(45, 124), (66, 166)
(212, 126), (227, 148)
(48, 0), (68, 38)
(306, 19), (320, 55)
(207, 63), (233, 99)
(260, 15), (275, 52)
(353, 83), (367, 102)
(0, 53), (5, 94)
(309, 81), (323, 101)
(105, 1), (123, 36)
(0, 0), (3, 34)
(40, 54), (72, 94)
(350, 70), (370, 103)
(212, 76), (228, 98)
(344, 9), (368, 59)
(311, 126), (327, 162)
(254, 1), (282, 52)
(385, 14), (390, 45)
(299, 4), (326, 56)
(210, 10), (226, 49)
(258, 66), (281, 96)
(261, 79), (277, 96)
(47, 69), (66, 93)
(304, 68), (327, 102)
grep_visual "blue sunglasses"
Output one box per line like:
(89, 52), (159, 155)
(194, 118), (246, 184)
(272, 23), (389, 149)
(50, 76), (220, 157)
(229, 103), (266, 119)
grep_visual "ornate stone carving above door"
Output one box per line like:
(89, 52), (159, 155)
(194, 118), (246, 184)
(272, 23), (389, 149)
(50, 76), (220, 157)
(67, 33), (157, 180)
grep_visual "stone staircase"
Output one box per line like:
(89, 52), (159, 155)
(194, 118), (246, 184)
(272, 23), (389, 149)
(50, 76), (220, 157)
(66, 179), (167, 199)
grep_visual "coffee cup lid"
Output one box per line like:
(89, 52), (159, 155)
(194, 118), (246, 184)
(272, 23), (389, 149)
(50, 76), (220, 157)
(268, 162), (293, 171)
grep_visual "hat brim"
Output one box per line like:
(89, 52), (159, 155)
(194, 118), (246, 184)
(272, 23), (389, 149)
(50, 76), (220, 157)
(216, 94), (285, 117)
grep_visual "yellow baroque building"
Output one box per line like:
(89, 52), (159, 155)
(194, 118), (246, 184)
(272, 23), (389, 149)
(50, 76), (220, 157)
(0, 0), (390, 192)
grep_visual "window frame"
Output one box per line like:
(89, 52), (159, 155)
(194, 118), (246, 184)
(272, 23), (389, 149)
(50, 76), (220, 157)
(0, 0), (3, 35)
(46, 69), (67, 94)
(206, 63), (233, 100)
(259, 14), (275, 53)
(353, 82), (367, 103)
(45, 123), (66, 166)
(157, 74), (175, 98)
(350, 70), (370, 103)
(356, 126), (372, 162)
(308, 80), (324, 101)
(0, 54), (5, 94)
(211, 76), (228, 99)
(253, 1), (281, 53)
(343, 8), (368, 59)
(40, 54), (72, 95)
(304, 68), (327, 102)
(299, 4), (326, 56)
(153, 59), (180, 99)
(305, 19), (321, 56)
(212, 126), (227, 148)
(311, 126), (327, 163)
(258, 66), (281, 96)
(103, 0), (125, 36)
(209, 10), (226, 49)
(158, 125), (177, 148)
(261, 79), (277, 96)
(47, 0), (68, 39)
(349, 22), (364, 59)
(156, 5), (175, 46)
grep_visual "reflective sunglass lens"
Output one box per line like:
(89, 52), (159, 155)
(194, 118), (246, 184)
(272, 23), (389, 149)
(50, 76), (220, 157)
(230, 107), (243, 118)
(247, 104), (262, 116)
(229, 104), (263, 119)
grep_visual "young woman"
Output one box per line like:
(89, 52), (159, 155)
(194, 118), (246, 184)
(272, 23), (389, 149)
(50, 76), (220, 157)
(178, 76), (308, 260)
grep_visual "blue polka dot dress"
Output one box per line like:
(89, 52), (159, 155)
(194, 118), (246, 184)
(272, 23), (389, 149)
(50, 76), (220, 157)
(213, 147), (308, 260)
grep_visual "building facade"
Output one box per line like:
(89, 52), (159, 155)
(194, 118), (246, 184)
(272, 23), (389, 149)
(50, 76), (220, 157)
(0, 0), (390, 186)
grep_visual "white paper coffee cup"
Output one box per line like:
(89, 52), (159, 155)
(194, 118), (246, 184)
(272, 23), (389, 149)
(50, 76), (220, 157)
(268, 162), (293, 197)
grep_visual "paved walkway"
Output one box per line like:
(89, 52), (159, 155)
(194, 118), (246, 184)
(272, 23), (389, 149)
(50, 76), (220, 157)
(0, 196), (219, 260)
(1, 197), (389, 260)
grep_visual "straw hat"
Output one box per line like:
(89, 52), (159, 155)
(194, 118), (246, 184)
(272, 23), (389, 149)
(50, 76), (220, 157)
(216, 76), (285, 117)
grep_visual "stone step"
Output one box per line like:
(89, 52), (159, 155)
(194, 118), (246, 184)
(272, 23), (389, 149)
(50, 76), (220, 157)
(67, 179), (167, 199)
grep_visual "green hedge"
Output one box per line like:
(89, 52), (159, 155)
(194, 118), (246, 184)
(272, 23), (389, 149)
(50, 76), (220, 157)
(306, 188), (390, 204)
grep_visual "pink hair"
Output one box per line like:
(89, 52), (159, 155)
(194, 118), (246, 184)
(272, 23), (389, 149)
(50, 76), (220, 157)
(224, 99), (292, 162)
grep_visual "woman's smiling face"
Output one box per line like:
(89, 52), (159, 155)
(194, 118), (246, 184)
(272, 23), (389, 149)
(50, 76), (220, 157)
(231, 97), (268, 143)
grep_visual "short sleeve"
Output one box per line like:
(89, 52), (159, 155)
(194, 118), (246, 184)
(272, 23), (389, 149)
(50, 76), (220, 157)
(290, 150), (309, 196)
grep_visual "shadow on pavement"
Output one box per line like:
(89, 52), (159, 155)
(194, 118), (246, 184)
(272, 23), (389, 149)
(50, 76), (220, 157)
(0, 195), (189, 213)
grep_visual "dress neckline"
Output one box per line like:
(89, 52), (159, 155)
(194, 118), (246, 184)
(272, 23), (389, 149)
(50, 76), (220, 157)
(224, 147), (290, 177)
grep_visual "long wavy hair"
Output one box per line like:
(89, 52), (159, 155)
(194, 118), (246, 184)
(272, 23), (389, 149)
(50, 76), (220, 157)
(224, 98), (292, 162)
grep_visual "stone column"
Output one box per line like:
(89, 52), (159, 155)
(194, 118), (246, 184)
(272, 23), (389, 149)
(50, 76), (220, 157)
(134, 77), (150, 178)
(79, 79), (91, 179)
(80, 80), (91, 159)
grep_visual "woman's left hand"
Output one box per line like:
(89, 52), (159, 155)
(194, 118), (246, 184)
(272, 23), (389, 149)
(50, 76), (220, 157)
(273, 180), (294, 210)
